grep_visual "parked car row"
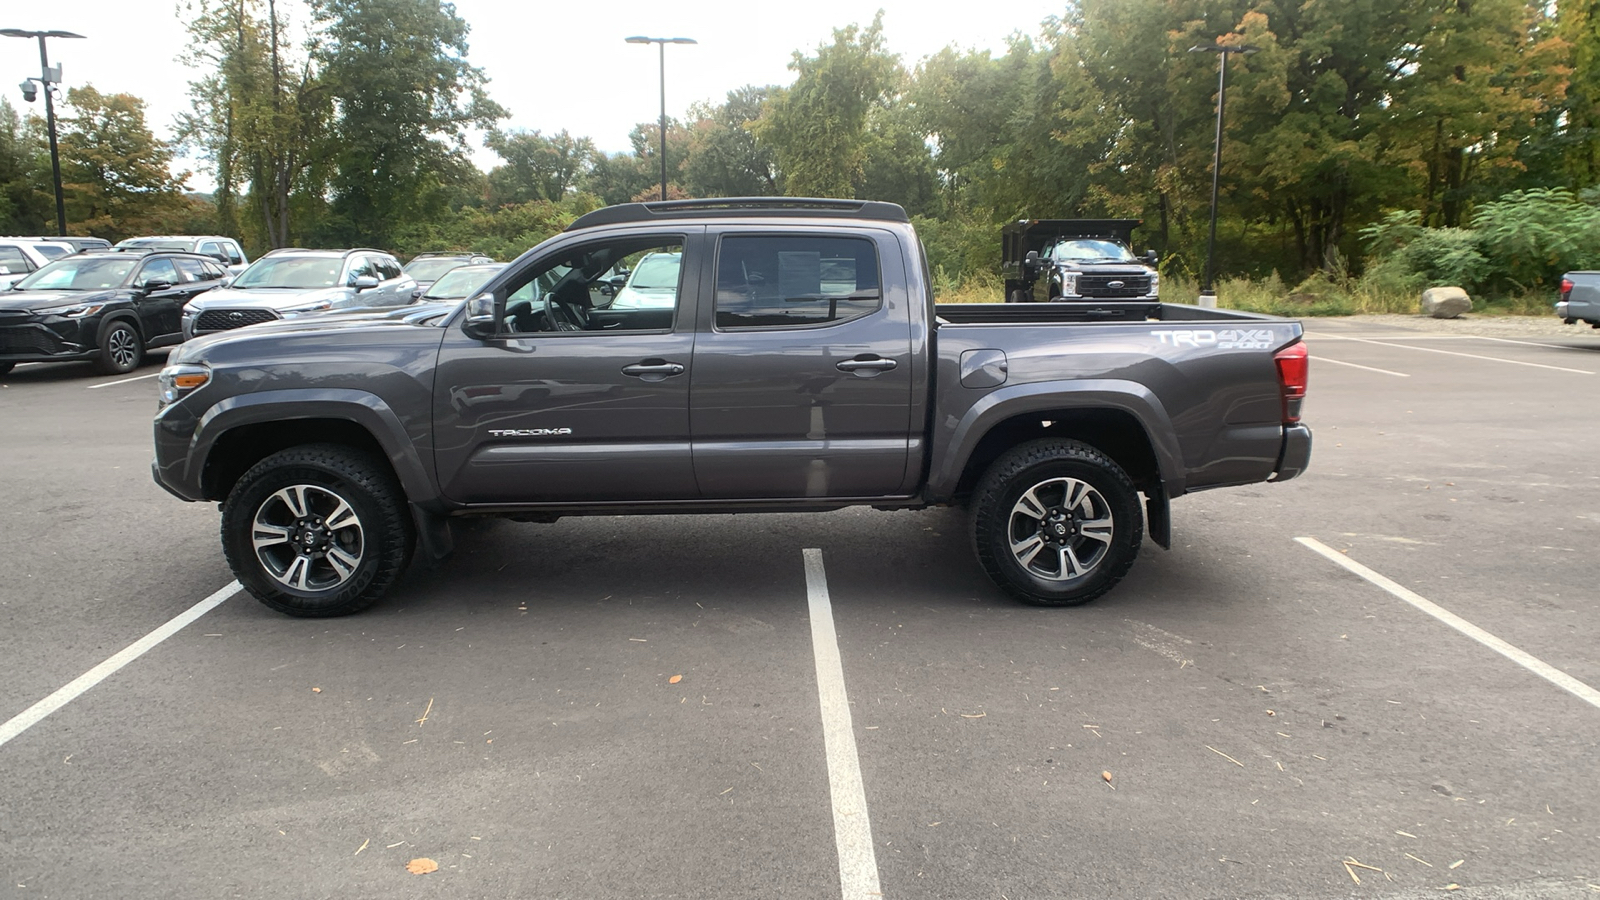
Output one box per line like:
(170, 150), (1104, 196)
(0, 238), (502, 378)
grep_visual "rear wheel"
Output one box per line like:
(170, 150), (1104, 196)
(94, 320), (143, 375)
(0, 362), (13, 377)
(221, 444), (413, 617)
(972, 439), (1143, 607)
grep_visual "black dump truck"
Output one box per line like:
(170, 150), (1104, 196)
(1002, 218), (1161, 305)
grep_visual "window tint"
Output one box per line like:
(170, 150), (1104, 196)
(715, 235), (881, 329)
(501, 237), (683, 335)
(32, 244), (69, 260)
(0, 245), (33, 275)
(136, 258), (181, 287)
(223, 242), (243, 265)
(378, 257), (402, 280)
(347, 256), (376, 281)
(201, 259), (227, 279)
(173, 257), (213, 283)
(199, 241), (221, 258)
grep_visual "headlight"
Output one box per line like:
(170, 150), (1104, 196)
(281, 300), (334, 318)
(1059, 272), (1079, 297)
(158, 364), (210, 405)
(32, 302), (105, 317)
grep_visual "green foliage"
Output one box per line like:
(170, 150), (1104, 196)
(0, 99), (51, 234)
(682, 87), (779, 199)
(391, 196), (595, 262)
(58, 85), (192, 240)
(1470, 188), (1600, 290)
(485, 129), (598, 205)
(311, 0), (506, 247)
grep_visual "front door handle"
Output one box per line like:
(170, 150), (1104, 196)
(621, 361), (686, 379)
(836, 357), (898, 373)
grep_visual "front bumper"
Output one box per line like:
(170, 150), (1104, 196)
(1270, 424), (1313, 482)
(0, 316), (98, 364)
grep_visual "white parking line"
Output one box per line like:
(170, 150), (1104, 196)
(1313, 335), (1594, 374)
(87, 372), (160, 390)
(1309, 355), (1410, 377)
(803, 549), (883, 900)
(1296, 538), (1600, 711)
(0, 581), (243, 750)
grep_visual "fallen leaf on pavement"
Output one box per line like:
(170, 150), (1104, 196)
(669, 675), (682, 684)
(406, 858), (439, 875)
(311, 687), (322, 693)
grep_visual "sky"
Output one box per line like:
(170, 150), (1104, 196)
(0, 1), (1067, 192)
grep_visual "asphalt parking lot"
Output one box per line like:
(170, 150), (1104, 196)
(2, 315), (1598, 899)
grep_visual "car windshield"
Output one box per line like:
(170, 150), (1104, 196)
(424, 265), (501, 300)
(119, 239), (192, 251)
(404, 258), (469, 282)
(232, 257), (344, 289)
(13, 257), (136, 291)
(1049, 239), (1136, 263)
(628, 254), (681, 290)
(32, 244), (71, 260)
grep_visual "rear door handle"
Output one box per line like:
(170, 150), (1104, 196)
(836, 357), (898, 373)
(621, 362), (686, 378)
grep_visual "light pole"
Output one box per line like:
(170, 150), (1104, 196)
(625, 35), (696, 202)
(1188, 42), (1256, 308)
(3, 28), (85, 236)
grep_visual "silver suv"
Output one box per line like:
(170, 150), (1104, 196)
(182, 248), (416, 339)
(115, 235), (250, 275)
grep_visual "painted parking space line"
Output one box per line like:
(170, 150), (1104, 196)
(0, 581), (243, 750)
(87, 372), (160, 390)
(1296, 538), (1600, 712)
(803, 549), (883, 900)
(1309, 355), (1410, 377)
(1312, 335), (1594, 374)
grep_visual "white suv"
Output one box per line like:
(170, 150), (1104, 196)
(181, 248), (417, 339)
(0, 239), (76, 289)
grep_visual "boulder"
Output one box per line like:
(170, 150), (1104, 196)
(1421, 286), (1471, 318)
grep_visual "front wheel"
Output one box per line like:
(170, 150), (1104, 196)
(94, 320), (143, 375)
(972, 439), (1143, 607)
(221, 444), (414, 617)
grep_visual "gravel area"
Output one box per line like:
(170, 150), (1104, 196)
(1318, 312), (1596, 337)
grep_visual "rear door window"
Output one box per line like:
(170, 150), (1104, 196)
(0, 244), (33, 275)
(714, 235), (881, 329)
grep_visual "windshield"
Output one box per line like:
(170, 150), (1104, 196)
(119, 239), (192, 251)
(32, 244), (71, 260)
(404, 258), (469, 282)
(14, 257), (137, 291)
(627, 254), (681, 290)
(1048, 239), (1136, 263)
(232, 257), (344, 289)
(424, 265), (501, 300)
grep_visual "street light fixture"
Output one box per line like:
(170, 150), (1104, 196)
(625, 35), (697, 202)
(1188, 42), (1257, 308)
(3, 27), (86, 237)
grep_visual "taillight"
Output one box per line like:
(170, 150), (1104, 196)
(1561, 277), (1573, 298)
(1274, 341), (1309, 424)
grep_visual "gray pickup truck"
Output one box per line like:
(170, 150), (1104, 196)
(1557, 272), (1600, 327)
(152, 198), (1312, 618)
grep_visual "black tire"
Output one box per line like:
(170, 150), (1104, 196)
(221, 444), (414, 617)
(0, 362), (13, 377)
(94, 319), (144, 375)
(972, 439), (1143, 607)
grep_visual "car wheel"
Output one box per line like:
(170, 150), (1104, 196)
(0, 362), (13, 377)
(221, 444), (414, 618)
(972, 439), (1142, 607)
(94, 320), (144, 375)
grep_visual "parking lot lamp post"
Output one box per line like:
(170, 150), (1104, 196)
(1188, 42), (1256, 309)
(625, 35), (697, 202)
(3, 28), (85, 237)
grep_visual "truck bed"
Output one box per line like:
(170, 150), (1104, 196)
(934, 301), (1282, 325)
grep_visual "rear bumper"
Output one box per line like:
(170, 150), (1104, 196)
(1556, 298), (1600, 323)
(1270, 424), (1313, 482)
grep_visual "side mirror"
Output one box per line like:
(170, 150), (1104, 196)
(218, 274), (235, 287)
(1023, 249), (1042, 279)
(352, 275), (380, 291)
(209, 252), (228, 263)
(141, 279), (174, 292)
(461, 293), (497, 340)
(1143, 249), (1159, 266)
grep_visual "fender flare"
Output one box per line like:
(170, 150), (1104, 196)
(926, 379), (1185, 503)
(189, 388), (439, 505)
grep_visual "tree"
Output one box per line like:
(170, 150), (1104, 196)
(485, 129), (598, 205)
(57, 85), (191, 240)
(682, 86), (780, 198)
(0, 98), (51, 234)
(179, 0), (328, 250)
(310, 0), (506, 247)
(755, 13), (901, 198)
